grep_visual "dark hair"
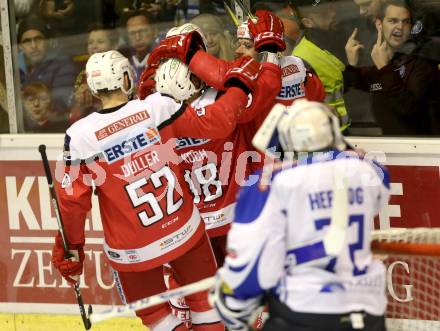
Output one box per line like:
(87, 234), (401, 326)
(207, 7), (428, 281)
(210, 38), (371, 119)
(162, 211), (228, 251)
(17, 18), (51, 42)
(87, 23), (119, 47)
(378, 0), (412, 21)
(123, 10), (152, 26)
(22, 81), (51, 97)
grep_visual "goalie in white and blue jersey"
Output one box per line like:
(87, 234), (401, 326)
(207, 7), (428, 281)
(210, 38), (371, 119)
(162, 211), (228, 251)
(209, 99), (390, 331)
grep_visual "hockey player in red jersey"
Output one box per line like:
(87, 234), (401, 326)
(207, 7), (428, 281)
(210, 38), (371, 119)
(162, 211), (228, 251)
(139, 16), (286, 263)
(139, 10), (324, 260)
(50, 50), (265, 330)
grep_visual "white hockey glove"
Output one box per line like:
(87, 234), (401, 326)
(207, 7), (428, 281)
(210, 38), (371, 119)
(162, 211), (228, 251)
(209, 275), (264, 331)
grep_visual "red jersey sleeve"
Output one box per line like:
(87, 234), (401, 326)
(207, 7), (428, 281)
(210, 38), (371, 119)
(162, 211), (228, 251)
(237, 62), (282, 124)
(170, 87), (248, 139)
(57, 135), (93, 245)
(188, 50), (230, 91)
(305, 71), (326, 102)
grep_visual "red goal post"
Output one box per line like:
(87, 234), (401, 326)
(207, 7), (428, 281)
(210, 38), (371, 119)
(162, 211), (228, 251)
(371, 227), (440, 331)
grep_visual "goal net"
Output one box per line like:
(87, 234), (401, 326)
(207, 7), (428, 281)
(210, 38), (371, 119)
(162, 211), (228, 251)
(371, 228), (440, 331)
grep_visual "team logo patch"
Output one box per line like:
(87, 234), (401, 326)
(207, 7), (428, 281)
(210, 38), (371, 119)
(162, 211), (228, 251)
(63, 150), (71, 161)
(94, 110), (150, 140)
(61, 173), (71, 188)
(125, 250), (141, 263)
(103, 128), (161, 163)
(370, 83), (383, 91)
(282, 64), (300, 77)
(107, 250), (121, 259)
(175, 137), (209, 150)
(195, 107), (206, 117)
(411, 20), (423, 35)
(91, 70), (101, 77)
(278, 82), (305, 100)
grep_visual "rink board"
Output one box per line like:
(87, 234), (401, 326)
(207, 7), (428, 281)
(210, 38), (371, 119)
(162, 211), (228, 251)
(1, 134), (440, 330)
(0, 313), (144, 331)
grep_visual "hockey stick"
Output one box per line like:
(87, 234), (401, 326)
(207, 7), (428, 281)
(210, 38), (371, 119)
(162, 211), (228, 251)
(224, 0), (240, 26)
(323, 169), (349, 255)
(90, 276), (215, 324)
(234, 0), (257, 21)
(38, 144), (92, 330)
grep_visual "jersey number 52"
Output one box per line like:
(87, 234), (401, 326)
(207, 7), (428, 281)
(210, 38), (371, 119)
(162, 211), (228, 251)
(125, 166), (183, 226)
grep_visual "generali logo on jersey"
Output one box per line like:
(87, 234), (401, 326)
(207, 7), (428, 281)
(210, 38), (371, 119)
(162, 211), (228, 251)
(282, 64), (300, 77)
(95, 110), (150, 141)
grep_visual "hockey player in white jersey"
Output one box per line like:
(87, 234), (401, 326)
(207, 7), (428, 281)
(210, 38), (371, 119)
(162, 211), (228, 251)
(210, 100), (390, 331)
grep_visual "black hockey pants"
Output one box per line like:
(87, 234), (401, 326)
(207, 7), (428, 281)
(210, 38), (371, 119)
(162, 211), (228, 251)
(262, 294), (387, 331)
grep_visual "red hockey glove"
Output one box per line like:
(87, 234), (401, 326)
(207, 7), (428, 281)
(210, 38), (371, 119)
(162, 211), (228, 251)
(224, 56), (262, 94)
(137, 64), (157, 100)
(248, 10), (286, 53)
(52, 232), (85, 284)
(148, 31), (205, 67)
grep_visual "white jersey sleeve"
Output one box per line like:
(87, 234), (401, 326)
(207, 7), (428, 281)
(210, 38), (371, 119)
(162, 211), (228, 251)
(220, 168), (287, 299)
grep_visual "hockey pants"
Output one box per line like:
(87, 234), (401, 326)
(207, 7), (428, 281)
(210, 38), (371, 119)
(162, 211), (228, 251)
(263, 293), (386, 331)
(114, 234), (224, 330)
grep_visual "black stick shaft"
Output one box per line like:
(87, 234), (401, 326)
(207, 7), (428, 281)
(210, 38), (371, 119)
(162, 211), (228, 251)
(38, 144), (70, 254)
(38, 144), (92, 330)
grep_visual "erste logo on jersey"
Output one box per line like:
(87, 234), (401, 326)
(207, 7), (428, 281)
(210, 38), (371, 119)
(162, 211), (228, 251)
(95, 110), (150, 140)
(278, 81), (306, 100)
(103, 127), (160, 163)
(278, 57), (307, 101)
(175, 137), (210, 150)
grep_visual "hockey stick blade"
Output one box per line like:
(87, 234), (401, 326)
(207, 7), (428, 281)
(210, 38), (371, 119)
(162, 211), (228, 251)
(90, 276), (215, 324)
(38, 144), (93, 330)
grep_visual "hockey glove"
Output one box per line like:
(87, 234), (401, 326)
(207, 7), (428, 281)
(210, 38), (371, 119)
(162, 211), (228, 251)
(248, 10), (286, 53)
(209, 274), (264, 331)
(52, 232), (85, 284)
(137, 64), (157, 100)
(147, 31), (205, 67)
(224, 56), (261, 94)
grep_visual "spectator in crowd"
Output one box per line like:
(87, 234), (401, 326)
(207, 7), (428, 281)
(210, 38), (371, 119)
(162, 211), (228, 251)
(14, 0), (40, 25)
(344, 0), (440, 135)
(39, 0), (76, 36)
(405, 0), (440, 64)
(347, 0), (385, 67)
(22, 81), (67, 132)
(120, 11), (155, 83)
(354, 0), (384, 21)
(69, 24), (119, 123)
(292, 0), (350, 130)
(18, 18), (77, 112)
(190, 14), (234, 61)
(343, 0), (384, 133)
(115, 0), (180, 22)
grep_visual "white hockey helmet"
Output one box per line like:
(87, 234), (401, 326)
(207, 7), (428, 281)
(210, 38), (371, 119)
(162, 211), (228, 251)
(277, 99), (346, 152)
(155, 58), (201, 101)
(86, 50), (134, 95)
(166, 22), (207, 51)
(237, 22), (252, 40)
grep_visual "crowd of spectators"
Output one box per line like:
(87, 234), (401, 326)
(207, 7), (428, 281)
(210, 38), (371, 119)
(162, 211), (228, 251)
(0, 0), (438, 135)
